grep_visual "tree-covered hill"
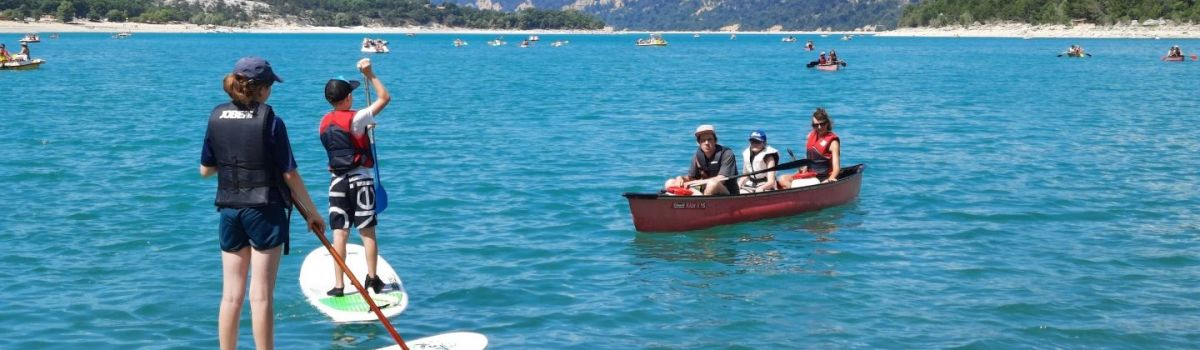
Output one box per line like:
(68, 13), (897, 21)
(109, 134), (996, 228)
(0, 0), (605, 29)
(447, 0), (914, 31)
(899, 0), (1200, 27)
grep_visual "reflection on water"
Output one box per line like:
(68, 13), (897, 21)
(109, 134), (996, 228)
(631, 207), (852, 278)
(330, 323), (385, 349)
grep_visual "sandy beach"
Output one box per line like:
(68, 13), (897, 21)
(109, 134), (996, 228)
(880, 22), (1200, 39)
(7, 19), (1200, 38)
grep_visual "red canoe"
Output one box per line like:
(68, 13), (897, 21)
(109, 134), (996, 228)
(623, 164), (864, 232)
(1163, 55), (1185, 62)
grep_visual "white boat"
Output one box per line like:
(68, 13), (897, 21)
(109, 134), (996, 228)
(453, 39), (468, 47)
(781, 36), (797, 42)
(113, 31), (132, 39)
(519, 40), (530, 48)
(19, 33), (39, 43)
(551, 40), (568, 47)
(488, 39), (506, 46)
(1, 58), (45, 70)
(361, 38), (389, 53)
(528, 35), (539, 41)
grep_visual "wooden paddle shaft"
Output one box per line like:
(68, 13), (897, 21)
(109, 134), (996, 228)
(296, 201), (409, 350)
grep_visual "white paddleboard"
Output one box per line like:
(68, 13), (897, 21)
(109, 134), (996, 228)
(300, 243), (408, 323)
(377, 332), (489, 350)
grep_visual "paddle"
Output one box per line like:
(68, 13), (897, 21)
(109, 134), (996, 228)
(806, 60), (819, 68)
(364, 74), (389, 214)
(728, 158), (811, 181)
(293, 200), (409, 350)
(786, 148), (797, 161)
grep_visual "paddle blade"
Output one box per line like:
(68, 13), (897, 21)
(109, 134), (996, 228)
(806, 61), (818, 68)
(840, 61), (847, 67)
(374, 175), (388, 214)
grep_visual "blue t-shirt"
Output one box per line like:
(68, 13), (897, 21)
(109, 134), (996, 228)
(201, 108), (297, 204)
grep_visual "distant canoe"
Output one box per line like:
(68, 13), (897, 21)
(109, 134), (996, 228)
(1163, 55), (1185, 62)
(1, 58), (45, 70)
(623, 164), (864, 232)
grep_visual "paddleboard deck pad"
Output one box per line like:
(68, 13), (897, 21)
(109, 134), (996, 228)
(300, 243), (408, 322)
(377, 332), (489, 350)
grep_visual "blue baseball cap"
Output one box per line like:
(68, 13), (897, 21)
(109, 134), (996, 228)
(748, 129), (767, 142)
(232, 56), (283, 83)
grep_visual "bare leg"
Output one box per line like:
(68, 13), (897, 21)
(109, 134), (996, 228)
(360, 227), (378, 280)
(778, 174), (794, 189)
(248, 245), (282, 350)
(219, 248), (251, 350)
(704, 178), (731, 195)
(331, 228), (350, 288)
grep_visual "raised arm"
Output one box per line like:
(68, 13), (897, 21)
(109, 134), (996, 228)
(358, 58), (391, 117)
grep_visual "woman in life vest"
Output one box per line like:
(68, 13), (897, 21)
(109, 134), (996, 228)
(779, 107), (842, 188)
(0, 43), (10, 62)
(318, 58), (392, 297)
(738, 129), (779, 193)
(200, 56), (326, 350)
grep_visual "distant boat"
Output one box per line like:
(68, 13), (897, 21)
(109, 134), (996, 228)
(781, 36), (797, 43)
(488, 39), (506, 46)
(49, 33), (59, 39)
(19, 33), (39, 43)
(453, 39), (468, 47)
(519, 40), (530, 48)
(1, 58), (45, 70)
(361, 38), (389, 53)
(527, 35), (539, 42)
(636, 33), (668, 47)
(693, 33), (700, 38)
(406, 33), (416, 37)
(551, 40), (568, 47)
(730, 34), (737, 40)
(113, 31), (132, 39)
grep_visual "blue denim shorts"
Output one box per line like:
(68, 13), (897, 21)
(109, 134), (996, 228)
(218, 205), (289, 252)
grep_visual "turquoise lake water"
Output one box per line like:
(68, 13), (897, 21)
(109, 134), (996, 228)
(2, 33), (1199, 349)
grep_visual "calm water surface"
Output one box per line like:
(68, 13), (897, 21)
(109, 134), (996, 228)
(1, 33), (1198, 349)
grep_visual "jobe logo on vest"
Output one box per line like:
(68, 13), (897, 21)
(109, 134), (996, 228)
(219, 110), (254, 119)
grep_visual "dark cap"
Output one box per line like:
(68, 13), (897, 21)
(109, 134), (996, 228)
(324, 77), (361, 103)
(232, 56), (283, 83)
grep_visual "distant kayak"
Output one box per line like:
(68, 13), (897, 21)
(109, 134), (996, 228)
(1, 59), (45, 70)
(623, 164), (864, 232)
(1163, 55), (1185, 62)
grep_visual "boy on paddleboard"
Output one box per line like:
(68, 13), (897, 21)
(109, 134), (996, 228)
(318, 58), (391, 296)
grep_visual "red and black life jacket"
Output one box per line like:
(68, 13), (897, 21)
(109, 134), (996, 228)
(318, 110), (374, 174)
(805, 130), (839, 175)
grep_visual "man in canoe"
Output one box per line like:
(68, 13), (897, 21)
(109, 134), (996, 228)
(663, 124), (739, 195)
(738, 129), (779, 193)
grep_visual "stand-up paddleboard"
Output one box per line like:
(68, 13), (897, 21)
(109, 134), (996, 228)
(378, 332), (489, 350)
(300, 243), (408, 322)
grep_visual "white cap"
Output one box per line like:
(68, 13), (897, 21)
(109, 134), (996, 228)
(694, 124), (715, 136)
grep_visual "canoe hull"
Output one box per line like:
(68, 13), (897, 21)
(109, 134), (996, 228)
(816, 64), (840, 71)
(624, 164), (864, 232)
(1163, 56), (1185, 62)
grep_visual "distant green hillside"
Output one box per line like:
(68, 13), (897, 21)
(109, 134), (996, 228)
(900, 0), (1200, 27)
(0, 0), (605, 29)
(445, 0), (914, 31)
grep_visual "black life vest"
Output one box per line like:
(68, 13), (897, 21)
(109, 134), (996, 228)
(206, 102), (291, 208)
(318, 110), (374, 175)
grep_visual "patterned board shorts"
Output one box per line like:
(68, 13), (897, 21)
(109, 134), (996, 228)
(328, 172), (378, 230)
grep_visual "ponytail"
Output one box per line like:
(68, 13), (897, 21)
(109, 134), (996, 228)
(222, 73), (271, 107)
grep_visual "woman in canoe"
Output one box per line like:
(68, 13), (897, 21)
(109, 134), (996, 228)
(779, 108), (841, 188)
(738, 129), (779, 193)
